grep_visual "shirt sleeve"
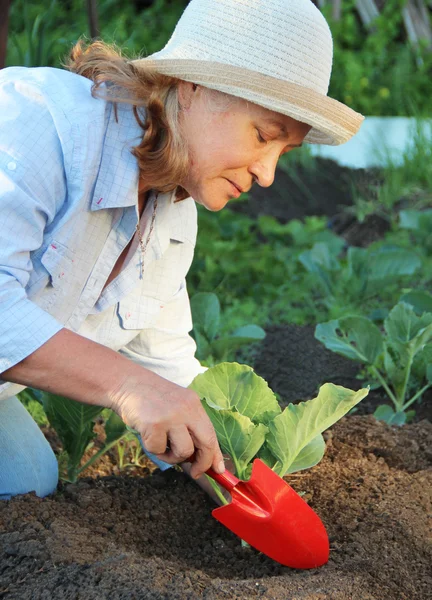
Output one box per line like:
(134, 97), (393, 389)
(0, 72), (69, 376)
(118, 280), (207, 388)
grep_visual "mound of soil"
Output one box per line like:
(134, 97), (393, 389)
(0, 416), (430, 600)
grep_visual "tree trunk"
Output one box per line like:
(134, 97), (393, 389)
(355, 0), (380, 29)
(402, 0), (432, 48)
(87, 0), (100, 40)
(0, 0), (11, 69)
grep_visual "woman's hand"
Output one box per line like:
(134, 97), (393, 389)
(109, 372), (225, 479)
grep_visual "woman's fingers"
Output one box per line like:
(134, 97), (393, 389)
(140, 425), (168, 457)
(159, 426), (195, 463)
(188, 418), (225, 479)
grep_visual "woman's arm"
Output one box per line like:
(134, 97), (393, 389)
(2, 327), (225, 478)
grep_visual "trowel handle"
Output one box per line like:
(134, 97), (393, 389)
(205, 465), (239, 492)
(186, 452), (239, 492)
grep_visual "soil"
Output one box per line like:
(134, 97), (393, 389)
(1, 416), (430, 600)
(1, 160), (431, 599)
(229, 158), (390, 246)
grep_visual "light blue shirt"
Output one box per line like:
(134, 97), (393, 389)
(0, 66), (204, 401)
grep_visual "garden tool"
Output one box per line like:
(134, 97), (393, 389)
(197, 457), (330, 569)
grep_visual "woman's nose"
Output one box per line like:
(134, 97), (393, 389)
(248, 154), (278, 188)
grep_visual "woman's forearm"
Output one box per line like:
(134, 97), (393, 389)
(2, 328), (154, 408)
(2, 328), (226, 478)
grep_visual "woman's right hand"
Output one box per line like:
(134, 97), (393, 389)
(109, 372), (225, 479)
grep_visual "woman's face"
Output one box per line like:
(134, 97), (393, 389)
(177, 82), (312, 211)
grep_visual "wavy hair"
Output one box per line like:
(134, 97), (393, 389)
(64, 39), (193, 201)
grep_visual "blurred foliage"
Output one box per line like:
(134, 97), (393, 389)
(5, 0), (432, 115)
(322, 0), (432, 116)
(6, 0), (188, 67)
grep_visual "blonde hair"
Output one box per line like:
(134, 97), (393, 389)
(64, 39), (192, 201)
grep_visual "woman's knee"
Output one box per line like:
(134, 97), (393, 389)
(0, 395), (59, 500)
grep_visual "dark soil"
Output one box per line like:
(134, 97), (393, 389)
(230, 158), (389, 246)
(1, 160), (431, 599)
(1, 416), (430, 600)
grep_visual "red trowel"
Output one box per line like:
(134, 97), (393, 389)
(201, 458), (329, 569)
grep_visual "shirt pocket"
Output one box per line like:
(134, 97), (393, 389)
(117, 295), (165, 330)
(40, 240), (76, 291)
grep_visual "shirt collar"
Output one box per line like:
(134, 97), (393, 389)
(89, 100), (195, 255)
(90, 102), (142, 212)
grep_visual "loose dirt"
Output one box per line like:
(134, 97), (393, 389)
(1, 415), (430, 600)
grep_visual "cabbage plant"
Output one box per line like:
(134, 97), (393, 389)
(315, 300), (432, 426)
(189, 362), (368, 483)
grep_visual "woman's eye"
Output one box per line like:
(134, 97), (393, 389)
(256, 130), (267, 143)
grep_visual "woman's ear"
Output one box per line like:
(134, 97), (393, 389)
(178, 81), (198, 111)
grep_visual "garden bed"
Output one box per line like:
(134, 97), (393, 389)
(0, 415), (430, 599)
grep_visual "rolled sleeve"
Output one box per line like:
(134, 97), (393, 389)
(0, 73), (68, 377)
(119, 280), (207, 388)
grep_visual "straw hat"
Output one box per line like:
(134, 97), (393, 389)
(132, 0), (364, 146)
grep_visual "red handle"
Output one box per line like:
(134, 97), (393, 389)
(187, 453), (239, 492)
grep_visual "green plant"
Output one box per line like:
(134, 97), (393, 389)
(9, 0), (64, 67)
(38, 392), (130, 481)
(399, 208), (432, 256)
(190, 292), (265, 366)
(7, 0), (188, 68)
(315, 301), (432, 425)
(189, 362), (368, 504)
(323, 0), (432, 116)
(18, 388), (48, 427)
(299, 242), (422, 320)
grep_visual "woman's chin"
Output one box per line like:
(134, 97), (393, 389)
(197, 192), (231, 212)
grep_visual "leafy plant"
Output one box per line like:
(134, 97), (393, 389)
(17, 388), (48, 426)
(315, 302), (432, 425)
(190, 292), (265, 366)
(37, 392), (129, 481)
(299, 242), (422, 319)
(189, 362), (368, 502)
(399, 209), (432, 256)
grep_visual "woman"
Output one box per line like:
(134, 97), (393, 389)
(0, 0), (363, 501)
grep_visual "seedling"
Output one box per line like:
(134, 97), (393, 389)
(189, 362), (368, 502)
(315, 300), (432, 425)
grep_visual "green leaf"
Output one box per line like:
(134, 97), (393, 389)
(385, 303), (432, 355)
(427, 363), (432, 383)
(211, 325), (265, 360)
(42, 394), (103, 477)
(315, 317), (383, 364)
(400, 290), (432, 316)
(285, 434), (326, 474)
(299, 242), (339, 295)
(192, 329), (212, 361)
(399, 209), (432, 231)
(265, 383), (369, 475)
(191, 292), (220, 342)
(346, 246), (369, 283)
(368, 247), (421, 280)
(257, 444), (279, 470)
(190, 362), (281, 424)
(104, 411), (127, 445)
(373, 405), (406, 426)
(202, 407), (268, 478)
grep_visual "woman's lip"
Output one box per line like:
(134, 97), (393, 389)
(226, 179), (242, 197)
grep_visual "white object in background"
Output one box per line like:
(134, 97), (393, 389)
(309, 117), (432, 169)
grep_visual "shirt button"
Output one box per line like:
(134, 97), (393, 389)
(7, 161), (17, 171)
